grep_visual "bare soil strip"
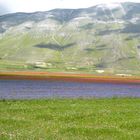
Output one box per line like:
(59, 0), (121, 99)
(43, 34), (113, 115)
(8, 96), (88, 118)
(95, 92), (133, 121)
(0, 71), (140, 84)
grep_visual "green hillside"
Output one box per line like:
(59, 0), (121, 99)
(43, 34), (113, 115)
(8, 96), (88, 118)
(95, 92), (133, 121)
(0, 2), (140, 75)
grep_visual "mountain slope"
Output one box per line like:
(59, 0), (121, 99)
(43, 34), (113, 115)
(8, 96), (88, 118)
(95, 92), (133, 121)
(0, 2), (140, 75)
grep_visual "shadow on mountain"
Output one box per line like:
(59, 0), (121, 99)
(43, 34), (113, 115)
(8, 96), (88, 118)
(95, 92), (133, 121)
(0, 27), (6, 33)
(122, 3), (140, 19)
(94, 63), (107, 68)
(125, 37), (132, 41)
(96, 29), (120, 36)
(117, 56), (136, 61)
(131, 34), (140, 38)
(49, 9), (82, 23)
(85, 45), (110, 51)
(125, 34), (140, 40)
(79, 23), (94, 30)
(95, 9), (114, 21)
(34, 42), (76, 51)
(97, 45), (107, 48)
(121, 23), (140, 33)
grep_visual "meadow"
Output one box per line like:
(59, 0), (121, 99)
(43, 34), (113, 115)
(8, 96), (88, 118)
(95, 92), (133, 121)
(0, 98), (140, 140)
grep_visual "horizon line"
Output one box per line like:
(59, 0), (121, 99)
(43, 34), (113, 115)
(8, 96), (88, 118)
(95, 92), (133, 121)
(0, 1), (139, 16)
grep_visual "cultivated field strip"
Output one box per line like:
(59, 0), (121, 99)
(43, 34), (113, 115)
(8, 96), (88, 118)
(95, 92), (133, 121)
(0, 80), (140, 99)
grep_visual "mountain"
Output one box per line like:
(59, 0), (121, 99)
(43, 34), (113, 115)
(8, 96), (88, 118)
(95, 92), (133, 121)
(0, 2), (140, 75)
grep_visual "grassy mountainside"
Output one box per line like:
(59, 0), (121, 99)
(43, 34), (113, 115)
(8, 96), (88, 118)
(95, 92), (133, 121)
(0, 2), (140, 75)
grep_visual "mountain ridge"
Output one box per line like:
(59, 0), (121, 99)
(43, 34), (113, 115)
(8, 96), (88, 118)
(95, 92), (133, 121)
(0, 2), (139, 17)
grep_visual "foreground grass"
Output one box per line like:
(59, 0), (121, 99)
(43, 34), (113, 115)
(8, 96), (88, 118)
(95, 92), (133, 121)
(0, 98), (140, 140)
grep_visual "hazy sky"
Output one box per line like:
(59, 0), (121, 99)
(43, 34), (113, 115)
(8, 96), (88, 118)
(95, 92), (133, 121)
(0, 0), (140, 15)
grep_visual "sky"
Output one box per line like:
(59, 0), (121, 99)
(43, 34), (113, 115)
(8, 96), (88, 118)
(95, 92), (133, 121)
(0, 0), (140, 15)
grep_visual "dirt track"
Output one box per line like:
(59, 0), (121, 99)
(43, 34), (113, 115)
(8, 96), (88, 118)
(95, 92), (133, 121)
(0, 71), (140, 84)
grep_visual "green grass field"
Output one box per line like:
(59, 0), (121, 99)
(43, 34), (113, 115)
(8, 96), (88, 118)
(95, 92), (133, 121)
(0, 98), (140, 140)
